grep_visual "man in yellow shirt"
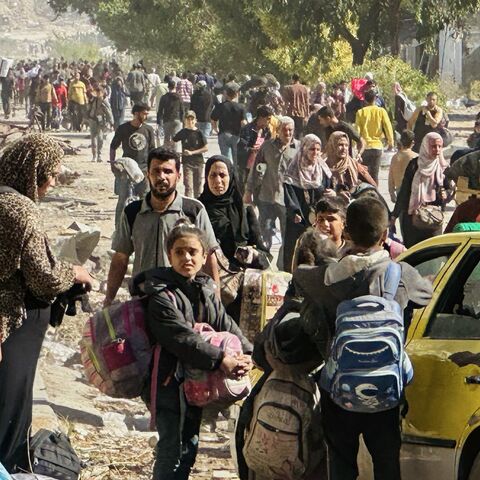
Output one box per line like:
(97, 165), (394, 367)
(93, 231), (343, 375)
(68, 72), (88, 131)
(355, 89), (394, 184)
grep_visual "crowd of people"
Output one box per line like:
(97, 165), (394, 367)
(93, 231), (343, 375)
(1, 56), (480, 480)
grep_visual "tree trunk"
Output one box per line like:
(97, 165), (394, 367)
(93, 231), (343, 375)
(351, 40), (368, 65)
(389, 0), (402, 55)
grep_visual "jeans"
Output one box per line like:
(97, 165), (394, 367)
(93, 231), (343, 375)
(183, 161), (205, 198)
(197, 121), (211, 138)
(321, 393), (401, 480)
(257, 201), (286, 270)
(114, 173), (148, 229)
(163, 120), (183, 151)
(362, 149), (383, 185)
(153, 380), (203, 480)
(218, 132), (239, 164)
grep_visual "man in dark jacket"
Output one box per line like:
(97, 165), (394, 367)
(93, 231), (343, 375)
(157, 80), (184, 150)
(294, 197), (433, 480)
(190, 80), (214, 138)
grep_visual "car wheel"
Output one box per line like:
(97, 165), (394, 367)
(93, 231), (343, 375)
(468, 451), (480, 480)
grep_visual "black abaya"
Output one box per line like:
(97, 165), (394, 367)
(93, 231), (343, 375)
(0, 308), (50, 473)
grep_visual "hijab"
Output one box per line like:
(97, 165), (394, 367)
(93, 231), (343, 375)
(285, 134), (331, 189)
(324, 131), (360, 186)
(0, 133), (63, 202)
(198, 155), (249, 250)
(408, 132), (448, 214)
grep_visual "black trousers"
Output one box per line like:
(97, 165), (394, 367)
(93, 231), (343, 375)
(362, 149), (383, 186)
(0, 308), (50, 472)
(153, 380), (203, 480)
(321, 392), (401, 480)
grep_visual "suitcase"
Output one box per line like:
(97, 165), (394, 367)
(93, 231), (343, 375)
(239, 269), (292, 343)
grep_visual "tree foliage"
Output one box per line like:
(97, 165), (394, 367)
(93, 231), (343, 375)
(48, 0), (480, 76)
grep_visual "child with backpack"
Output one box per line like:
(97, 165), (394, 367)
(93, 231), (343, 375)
(293, 197), (433, 480)
(134, 221), (253, 480)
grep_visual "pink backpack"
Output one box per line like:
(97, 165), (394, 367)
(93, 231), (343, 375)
(183, 323), (251, 407)
(80, 298), (152, 399)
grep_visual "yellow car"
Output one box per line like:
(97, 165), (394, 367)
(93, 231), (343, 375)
(396, 231), (480, 480)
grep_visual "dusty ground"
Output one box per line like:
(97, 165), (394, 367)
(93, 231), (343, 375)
(3, 105), (478, 480)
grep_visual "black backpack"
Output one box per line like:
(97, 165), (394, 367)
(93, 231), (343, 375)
(29, 429), (82, 480)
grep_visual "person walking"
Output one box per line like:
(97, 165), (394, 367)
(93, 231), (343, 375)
(408, 91), (444, 153)
(1, 69), (15, 120)
(157, 80), (184, 151)
(190, 80), (214, 139)
(36, 75), (57, 131)
(68, 72), (88, 132)
(126, 63), (146, 106)
(355, 89), (395, 185)
(283, 134), (332, 272)
(388, 130), (416, 203)
(0, 134), (93, 474)
(211, 86), (247, 165)
(177, 72), (193, 111)
(110, 76), (128, 130)
(88, 85), (114, 162)
(282, 73), (310, 139)
(391, 132), (452, 248)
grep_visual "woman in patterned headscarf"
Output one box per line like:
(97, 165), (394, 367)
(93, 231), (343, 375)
(0, 133), (93, 473)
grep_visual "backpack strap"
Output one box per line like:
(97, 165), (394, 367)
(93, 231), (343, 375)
(124, 199), (142, 232)
(382, 262), (402, 302)
(148, 287), (180, 431)
(181, 196), (202, 224)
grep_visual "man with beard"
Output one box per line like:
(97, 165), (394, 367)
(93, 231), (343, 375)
(104, 147), (220, 307)
(110, 102), (155, 227)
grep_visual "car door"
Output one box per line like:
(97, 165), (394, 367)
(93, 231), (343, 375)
(402, 239), (480, 480)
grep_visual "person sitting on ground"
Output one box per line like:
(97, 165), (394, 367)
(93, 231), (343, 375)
(132, 222), (253, 480)
(293, 197), (433, 480)
(173, 110), (208, 199)
(324, 131), (376, 194)
(283, 134), (333, 272)
(388, 129), (416, 203)
(391, 132), (452, 248)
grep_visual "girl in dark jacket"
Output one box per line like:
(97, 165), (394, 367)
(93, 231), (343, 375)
(135, 223), (252, 480)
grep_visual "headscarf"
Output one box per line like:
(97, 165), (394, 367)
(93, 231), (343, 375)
(324, 131), (359, 186)
(0, 133), (63, 202)
(408, 132), (448, 214)
(198, 155), (249, 252)
(285, 134), (331, 189)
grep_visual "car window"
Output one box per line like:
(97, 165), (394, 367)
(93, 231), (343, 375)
(401, 245), (459, 281)
(426, 247), (480, 339)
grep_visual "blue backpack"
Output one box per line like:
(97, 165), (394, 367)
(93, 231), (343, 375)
(321, 262), (413, 413)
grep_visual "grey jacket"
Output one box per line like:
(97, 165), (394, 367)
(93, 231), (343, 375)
(293, 250), (433, 358)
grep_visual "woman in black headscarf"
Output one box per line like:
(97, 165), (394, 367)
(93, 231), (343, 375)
(199, 155), (269, 265)
(199, 155), (270, 320)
